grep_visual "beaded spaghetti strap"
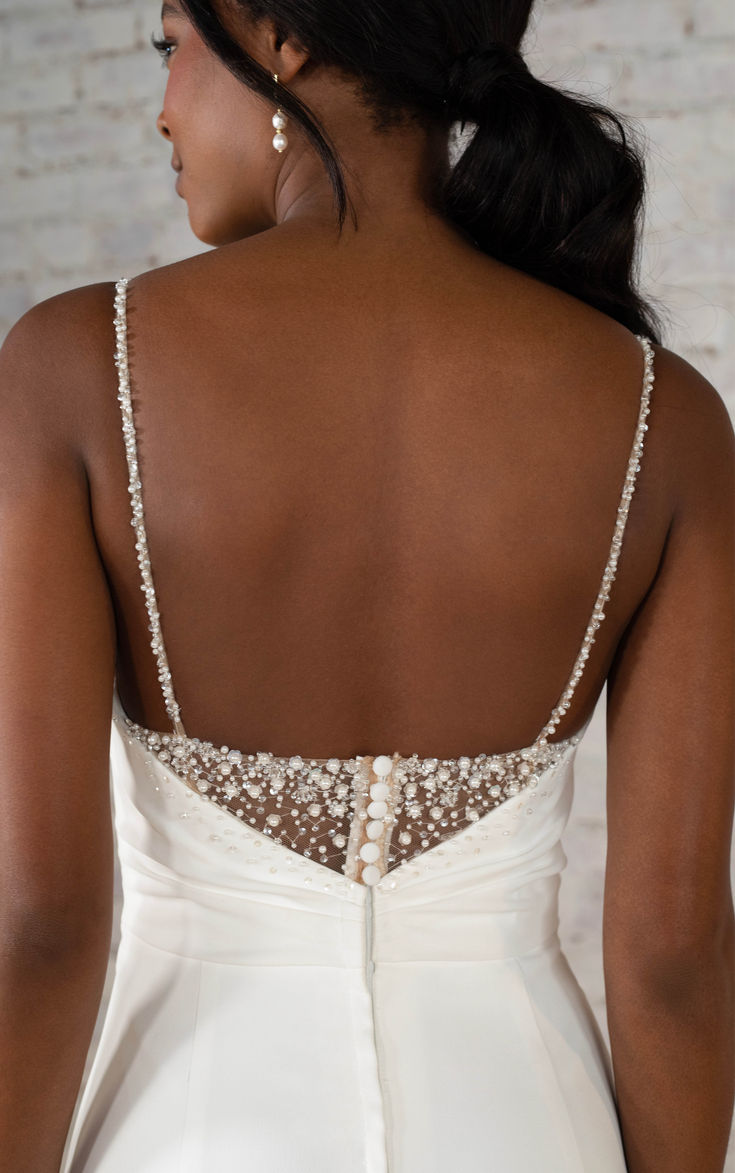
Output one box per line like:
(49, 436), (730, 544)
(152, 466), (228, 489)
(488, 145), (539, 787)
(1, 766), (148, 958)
(114, 278), (186, 738)
(533, 334), (655, 746)
(113, 275), (655, 882)
(114, 275), (653, 753)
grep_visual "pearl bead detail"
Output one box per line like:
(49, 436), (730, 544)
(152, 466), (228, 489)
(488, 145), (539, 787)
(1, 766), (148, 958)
(271, 76), (289, 153)
(112, 280), (654, 889)
(537, 335), (654, 746)
(114, 279), (185, 737)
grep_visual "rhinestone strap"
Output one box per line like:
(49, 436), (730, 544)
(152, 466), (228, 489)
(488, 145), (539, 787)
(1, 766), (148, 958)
(114, 278), (186, 737)
(535, 335), (655, 746)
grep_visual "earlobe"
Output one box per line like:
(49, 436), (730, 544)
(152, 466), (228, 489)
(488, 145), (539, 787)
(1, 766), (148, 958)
(270, 53), (311, 88)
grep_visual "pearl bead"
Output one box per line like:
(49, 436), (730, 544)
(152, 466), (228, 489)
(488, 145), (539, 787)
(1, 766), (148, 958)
(272, 111), (287, 131)
(272, 132), (288, 152)
(372, 755), (392, 776)
(115, 274), (652, 891)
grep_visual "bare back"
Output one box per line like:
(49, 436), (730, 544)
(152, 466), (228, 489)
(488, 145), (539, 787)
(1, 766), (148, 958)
(82, 227), (670, 760)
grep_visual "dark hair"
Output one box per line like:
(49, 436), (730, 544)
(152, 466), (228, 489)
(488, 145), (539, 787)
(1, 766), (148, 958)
(177, 0), (666, 343)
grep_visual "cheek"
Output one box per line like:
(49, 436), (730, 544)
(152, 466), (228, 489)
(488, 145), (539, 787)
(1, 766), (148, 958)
(163, 46), (220, 139)
(212, 71), (269, 161)
(167, 60), (265, 169)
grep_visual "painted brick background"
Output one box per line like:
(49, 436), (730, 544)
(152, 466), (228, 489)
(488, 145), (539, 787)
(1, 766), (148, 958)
(1, 0), (734, 1164)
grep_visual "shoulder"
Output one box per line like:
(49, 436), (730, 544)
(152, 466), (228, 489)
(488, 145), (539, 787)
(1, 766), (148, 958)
(0, 281), (120, 455)
(516, 271), (734, 518)
(646, 342), (735, 519)
(541, 276), (735, 522)
(1, 280), (119, 360)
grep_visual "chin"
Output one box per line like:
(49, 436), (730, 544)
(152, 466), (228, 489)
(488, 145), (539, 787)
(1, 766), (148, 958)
(186, 205), (266, 247)
(186, 211), (225, 247)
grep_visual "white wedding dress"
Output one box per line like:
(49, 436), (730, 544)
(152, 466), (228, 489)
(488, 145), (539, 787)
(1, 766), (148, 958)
(60, 278), (654, 1171)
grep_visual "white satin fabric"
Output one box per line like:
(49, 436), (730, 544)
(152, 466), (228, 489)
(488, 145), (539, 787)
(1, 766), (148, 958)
(60, 686), (627, 1172)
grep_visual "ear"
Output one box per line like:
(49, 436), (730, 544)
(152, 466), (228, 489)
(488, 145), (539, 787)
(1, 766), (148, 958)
(226, 10), (312, 85)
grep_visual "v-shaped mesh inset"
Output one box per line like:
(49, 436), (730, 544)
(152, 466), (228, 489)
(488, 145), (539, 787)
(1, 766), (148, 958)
(119, 713), (586, 881)
(113, 278), (654, 885)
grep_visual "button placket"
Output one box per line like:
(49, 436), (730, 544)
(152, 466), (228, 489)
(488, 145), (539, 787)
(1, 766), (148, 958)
(355, 753), (402, 886)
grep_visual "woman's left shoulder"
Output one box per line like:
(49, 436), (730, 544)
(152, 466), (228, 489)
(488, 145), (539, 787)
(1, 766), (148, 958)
(0, 279), (122, 454)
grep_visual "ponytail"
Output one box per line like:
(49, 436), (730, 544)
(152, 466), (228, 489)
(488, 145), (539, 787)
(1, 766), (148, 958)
(441, 43), (663, 342)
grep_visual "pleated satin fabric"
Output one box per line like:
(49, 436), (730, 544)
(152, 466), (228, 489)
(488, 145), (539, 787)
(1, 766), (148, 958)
(59, 688), (626, 1172)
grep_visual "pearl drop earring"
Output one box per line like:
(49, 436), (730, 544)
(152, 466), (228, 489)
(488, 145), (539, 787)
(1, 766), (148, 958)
(271, 72), (288, 153)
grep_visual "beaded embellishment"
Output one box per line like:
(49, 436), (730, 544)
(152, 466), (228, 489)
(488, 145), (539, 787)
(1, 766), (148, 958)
(119, 716), (586, 882)
(114, 280), (185, 738)
(113, 278), (654, 886)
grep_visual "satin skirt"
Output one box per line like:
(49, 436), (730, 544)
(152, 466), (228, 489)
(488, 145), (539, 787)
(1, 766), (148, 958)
(60, 698), (627, 1172)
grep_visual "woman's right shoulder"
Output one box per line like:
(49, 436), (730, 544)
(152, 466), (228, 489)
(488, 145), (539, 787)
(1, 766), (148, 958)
(645, 341), (734, 523)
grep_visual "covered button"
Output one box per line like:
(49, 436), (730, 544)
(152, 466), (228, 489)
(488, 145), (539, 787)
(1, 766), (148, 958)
(367, 800), (388, 819)
(366, 819), (385, 840)
(361, 864), (382, 885)
(359, 842), (380, 863)
(369, 781), (390, 801)
(372, 755), (393, 777)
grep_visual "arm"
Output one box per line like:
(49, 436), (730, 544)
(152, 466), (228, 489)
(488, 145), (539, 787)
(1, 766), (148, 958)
(604, 345), (735, 1172)
(0, 293), (117, 1172)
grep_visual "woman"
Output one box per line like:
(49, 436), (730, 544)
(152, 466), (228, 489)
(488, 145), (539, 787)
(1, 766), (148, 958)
(0, 0), (733, 1170)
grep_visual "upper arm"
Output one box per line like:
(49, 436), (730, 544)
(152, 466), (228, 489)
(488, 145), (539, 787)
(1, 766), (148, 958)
(604, 343), (735, 973)
(0, 289), (117, 950)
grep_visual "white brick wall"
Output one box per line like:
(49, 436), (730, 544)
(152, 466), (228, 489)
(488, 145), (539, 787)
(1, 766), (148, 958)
(1, 1), (734, 1163)
(0, 0), (733, 395)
